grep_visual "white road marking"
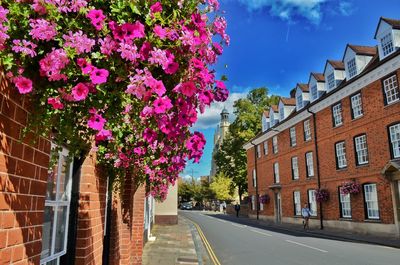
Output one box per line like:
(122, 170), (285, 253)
(250, 229), (273, 237)
(217, 219), (227, 223)
(231, 223), (247, 228)
(285, 240), (328, 253)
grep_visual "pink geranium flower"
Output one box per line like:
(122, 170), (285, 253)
(90, 68), (109, 84)
(87, 9), (105, 30)
(154, 25), (167, 39)
(87, 111), (106, 131)
(13, 76), (33, 94)
(153, 96), (173, 114)
(47, 97), (64, 109)
(72, 83), (89, 101)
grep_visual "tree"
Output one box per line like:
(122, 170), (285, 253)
(178, 177), (215, 203)
(210, 173), (234, 201)
(215, 87), (279, 201)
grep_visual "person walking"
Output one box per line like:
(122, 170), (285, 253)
(234, 202), (240, 217)
(301, 203), (311, 230)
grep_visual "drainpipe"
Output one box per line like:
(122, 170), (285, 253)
(306, 108), (324, 230)
(250, 140), (259, 220)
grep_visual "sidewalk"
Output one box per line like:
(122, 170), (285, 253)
(218, 212), (400, 248)
(142, 215), (212, 265)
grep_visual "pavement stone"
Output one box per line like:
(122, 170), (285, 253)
(142, 215), (212, 265)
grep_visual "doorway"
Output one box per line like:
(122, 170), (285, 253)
(275, 192), (282, 223)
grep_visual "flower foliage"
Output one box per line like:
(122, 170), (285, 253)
(259, 194), (270, 204)
(315, 189), (329, 203)
(0, 0), (229, 200)
(340, 181), (361, 195)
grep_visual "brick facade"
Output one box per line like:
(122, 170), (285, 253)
(0, 71), (147, 265)
(246, 49), (400, 236)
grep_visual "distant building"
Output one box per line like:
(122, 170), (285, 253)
(210, 108), (230, 178)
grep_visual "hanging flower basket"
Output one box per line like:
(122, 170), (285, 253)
(259, 194), (270, 204)
(315, 189), (329, 203)
(340, 181), (361, 195)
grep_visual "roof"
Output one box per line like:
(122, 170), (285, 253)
(270, 105), (279, 112)
(311, 72), (325, 82)
(374, 17), (400, 38)
(347, 44), (377, 56)
(296, 83), (309, 92)
(221, 107), (229, 114)
(263, 111), (269, 118)
(327, 60), (345, 70)
(280, 97), (296, 106)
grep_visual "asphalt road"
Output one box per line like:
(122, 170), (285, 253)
(181, 211), (400, 265)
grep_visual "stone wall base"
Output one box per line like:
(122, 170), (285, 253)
(155, 215), (178, 225)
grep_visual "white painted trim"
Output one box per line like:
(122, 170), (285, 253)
(244, 53), (400, 150)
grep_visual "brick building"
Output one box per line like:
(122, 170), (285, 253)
(0, 71), (152, 264)
(244, 17), (400, 237)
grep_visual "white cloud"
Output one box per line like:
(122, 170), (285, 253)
(192, 91), (248, 130)
(236, 0), (327, 24)
(338, 1), (355, 16)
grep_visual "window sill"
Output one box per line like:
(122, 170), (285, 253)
(364, 219), (381, 223)
(352, 114), (364, 121)
(355, 163), (369, 168)
(292, 178), (299, 181)
(339, 218), (353, 221)
(333, 124), (344, 129)
(384, 99), (400, 109)
(336, 167), (348, 172)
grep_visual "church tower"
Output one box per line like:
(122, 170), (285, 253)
(210, 108), (230, 178)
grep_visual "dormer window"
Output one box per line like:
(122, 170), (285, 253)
(347, 58), (357, 78)
(381, 33), (394, 56)
(279, 106), (284, 121)
(296, 95), (303, 110)
(327, 73), (335, 90)
(311, 85), (318, 101)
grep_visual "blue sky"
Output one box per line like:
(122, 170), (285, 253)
(184, 0), (400, 178)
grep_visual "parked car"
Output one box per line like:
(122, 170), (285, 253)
(180, 202), (193, 210)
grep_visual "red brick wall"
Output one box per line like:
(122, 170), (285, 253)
(0, 73), (50, 264)
(247, 68), (400, 227)
(75, 151), (107, 265)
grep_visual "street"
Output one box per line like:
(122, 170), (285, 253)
(181, 211), (400, 265)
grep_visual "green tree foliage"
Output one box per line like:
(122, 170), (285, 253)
(210, 173), (234, 201)
(178, 177), (215, 203)
(215, 87), (279, 201)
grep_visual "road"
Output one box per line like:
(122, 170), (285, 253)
(181, 211), (400, 265)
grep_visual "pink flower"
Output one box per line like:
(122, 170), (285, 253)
(12, 39), (37, 57)
(87, 9), (105, 30)
(63, 31), (95, 54)
(117, 43), (139, 62)
(13, 76), (33, 94)
(153, 96), (173, 114)
(154, 25), (167, 39)
(139, 42), (152, 60)
(47, 97), (64, 109)
(29, 19), (57, 41)
(72, 83), (89, 101)
(179, 82), (197, 97)
(32, 0), (47, 15)
(87, 111), (106, 131)
(150, 2), (162, 13)
(90, 68), (109, 84)
(95, 129), (112, 142)
(122, 21), (145, 41)
(213, 42), (223, 55)
(198, 90), (214, 106)
(77, 58), (95, 74)
(99, 35), (117, 56)
(145, 77), (166, 97)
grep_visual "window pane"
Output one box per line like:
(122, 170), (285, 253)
(384, 75), (399, 105)
(390, 124), (400, 158)
(347, 58), (357, 78)
(41, 206), (55, 259)
(58, 155), (72, 201)
(46, 152), (59, 201)
(54, 206), (68, 254)
(381, 33), (394, 56)
(351, 93), (363, 119)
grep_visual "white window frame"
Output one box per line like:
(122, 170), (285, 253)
(339, 192), (351, 218)
(389, 123), (400, 158)
(335, 141), (347, 169)
(274, 162), (280, 183)
(304, 119), (311, 141)
(350, 93), (363, 119)
(252, 168), (257, 187)
(41, 146), (73, 265)
(294, 191), (301, 216)
(383, 75), (399, 105)
(263, 141), (268, 155)
(381, 33), (394, 57)
(306, 152), (314, 177)
(290, 127), (296, 147)
(327, 72), (335, 90)
(308, 190), (317, 216)
(251, 195), (256, 210)
(280, 106), (285, 121)
(332, 103), (343, 127)
(311, 85), (318, 101)
(291, 157), (299, 180)
(256, 145), (261, 159)
(272, 136), (278, 154)
(347, 58), (357, 78)
(296, 94), (303, 109)
(364, 184), (380, 220)
(354, 134), (368, 165)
